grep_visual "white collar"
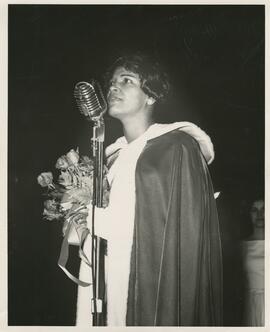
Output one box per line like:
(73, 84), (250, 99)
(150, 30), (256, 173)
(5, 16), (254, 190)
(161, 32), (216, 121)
(105, 122), (215, 164)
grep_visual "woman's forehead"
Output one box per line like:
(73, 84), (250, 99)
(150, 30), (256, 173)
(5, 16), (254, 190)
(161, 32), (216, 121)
(252, 200), (264, 209)
(112, 66), (140, 79)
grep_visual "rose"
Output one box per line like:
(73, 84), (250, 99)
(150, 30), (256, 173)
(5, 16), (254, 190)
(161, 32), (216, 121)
(79, 156), (94, 174)
(62, 187), (92, 205)
(66, 149), (79, 166)
(58, 171), (73, 188)
(43, 208), (62, 221)
(44, 199), (58, 211)
(81, 155), (91, 163)
(55, 156), (69, 170)
(37, 172), (54, 188)
(81, 174), (93, 188)
(81, 155), (93, 166)
(43, 199), (62, 220)
(60, 201), (73, 211)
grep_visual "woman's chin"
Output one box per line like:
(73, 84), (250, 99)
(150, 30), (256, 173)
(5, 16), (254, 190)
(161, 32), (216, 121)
(108, 107), (123, 120)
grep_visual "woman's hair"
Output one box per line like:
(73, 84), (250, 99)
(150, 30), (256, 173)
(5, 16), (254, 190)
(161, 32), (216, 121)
(104, 53), (170, 104)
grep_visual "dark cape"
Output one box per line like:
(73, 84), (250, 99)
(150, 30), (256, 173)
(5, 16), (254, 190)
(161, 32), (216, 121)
(126, 130), (223, 326)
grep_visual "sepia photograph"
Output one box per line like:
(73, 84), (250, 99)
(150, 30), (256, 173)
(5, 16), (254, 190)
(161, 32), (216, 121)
(5, 2), (266, 328)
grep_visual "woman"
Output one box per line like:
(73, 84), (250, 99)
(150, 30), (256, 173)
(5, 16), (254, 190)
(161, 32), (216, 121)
(75, 53), (223, 326)
(241, 198), (264, 326)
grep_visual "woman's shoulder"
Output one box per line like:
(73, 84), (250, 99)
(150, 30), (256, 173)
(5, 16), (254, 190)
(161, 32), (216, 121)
(241, 238), (264, 247)
(146, 130), (201, 158)
(146, 122), (214, 164)
(149, 129), (198, 147)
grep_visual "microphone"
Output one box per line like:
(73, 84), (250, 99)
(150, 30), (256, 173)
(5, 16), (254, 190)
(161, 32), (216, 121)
(74, 80), (107, 121)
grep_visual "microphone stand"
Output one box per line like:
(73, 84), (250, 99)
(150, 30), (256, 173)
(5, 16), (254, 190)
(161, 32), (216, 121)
(91, 118), (105, 326)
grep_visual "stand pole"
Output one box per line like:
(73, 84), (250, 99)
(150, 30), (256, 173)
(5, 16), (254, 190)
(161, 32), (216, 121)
(91, 119), (105, 326)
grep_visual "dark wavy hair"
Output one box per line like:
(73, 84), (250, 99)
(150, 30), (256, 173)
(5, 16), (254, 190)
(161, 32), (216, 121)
(104, 53), (170, 104)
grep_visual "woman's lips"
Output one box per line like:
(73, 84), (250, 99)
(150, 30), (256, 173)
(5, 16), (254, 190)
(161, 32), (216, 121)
(108, 95), (122, 105)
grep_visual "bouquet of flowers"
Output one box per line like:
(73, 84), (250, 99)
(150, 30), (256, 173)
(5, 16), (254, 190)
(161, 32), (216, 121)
(37, 148), (110, 286)
(37, 148), (110, 237)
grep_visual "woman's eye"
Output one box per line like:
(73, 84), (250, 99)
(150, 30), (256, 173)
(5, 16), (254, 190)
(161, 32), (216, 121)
(123, 77), (133, 84)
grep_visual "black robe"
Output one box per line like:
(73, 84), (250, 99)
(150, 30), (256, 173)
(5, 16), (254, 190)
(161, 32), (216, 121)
(126, 130), (223, 326)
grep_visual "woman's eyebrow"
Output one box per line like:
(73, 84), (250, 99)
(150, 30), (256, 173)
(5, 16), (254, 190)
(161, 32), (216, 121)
(119, 73), (138, 78)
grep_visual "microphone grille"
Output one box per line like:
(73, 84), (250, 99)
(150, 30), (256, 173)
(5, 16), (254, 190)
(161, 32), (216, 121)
(74, 80), (107, 121)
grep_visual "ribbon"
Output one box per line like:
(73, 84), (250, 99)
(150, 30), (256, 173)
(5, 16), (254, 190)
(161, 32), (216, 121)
(58, 215), (92, 287)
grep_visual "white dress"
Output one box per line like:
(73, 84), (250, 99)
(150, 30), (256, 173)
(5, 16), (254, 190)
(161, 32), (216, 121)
(241, 240), (264, 326)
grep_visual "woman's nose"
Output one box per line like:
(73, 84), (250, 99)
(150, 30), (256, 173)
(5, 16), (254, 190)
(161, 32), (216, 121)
(109, 80), (119, 91)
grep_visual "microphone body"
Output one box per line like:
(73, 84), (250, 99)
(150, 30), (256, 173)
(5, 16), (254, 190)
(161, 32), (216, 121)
(74, 80), (107, 122)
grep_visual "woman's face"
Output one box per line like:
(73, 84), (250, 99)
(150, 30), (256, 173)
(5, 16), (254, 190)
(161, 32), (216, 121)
(107, 66), (150, 120)
(250, 199), (264, 228)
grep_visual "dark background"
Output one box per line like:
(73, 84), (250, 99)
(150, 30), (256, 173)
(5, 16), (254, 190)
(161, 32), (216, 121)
(8, 4), (265, 326)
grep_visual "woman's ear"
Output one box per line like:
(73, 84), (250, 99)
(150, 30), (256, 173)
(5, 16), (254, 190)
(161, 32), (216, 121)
(146, 97), (156, 106)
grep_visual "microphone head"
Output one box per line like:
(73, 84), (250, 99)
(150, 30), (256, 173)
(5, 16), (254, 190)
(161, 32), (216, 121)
(74, 80), (107, 122)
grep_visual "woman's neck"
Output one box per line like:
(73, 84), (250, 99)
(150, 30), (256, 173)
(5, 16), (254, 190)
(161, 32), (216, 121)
(247, 227), (265, 240)
(122, 116), (154, 143)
